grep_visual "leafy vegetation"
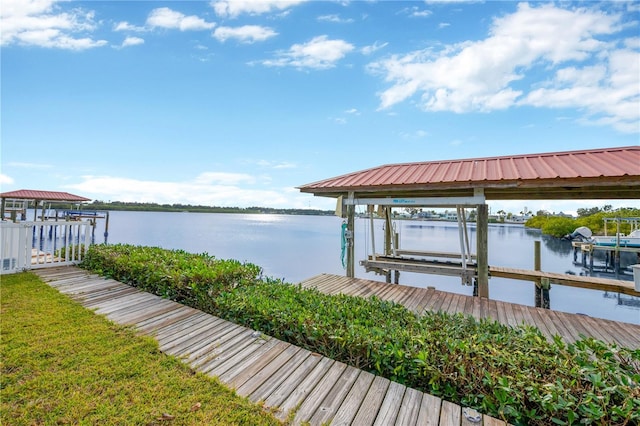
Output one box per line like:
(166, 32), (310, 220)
(80, 244), (640, 426)
(0, 272), (281, 426)
(526, 206), (640, 237)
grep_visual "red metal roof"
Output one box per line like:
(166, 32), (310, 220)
(301, 146), (639, 189)
(0, 189), (91, 202)
(299, 146), (640, 200)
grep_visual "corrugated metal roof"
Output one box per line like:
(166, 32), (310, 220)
(300, 146), (640, 191)
(0, 189), (91, 202)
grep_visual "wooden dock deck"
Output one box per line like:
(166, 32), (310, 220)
(33, 266), (508, 426)
(299, 274), (640, 348)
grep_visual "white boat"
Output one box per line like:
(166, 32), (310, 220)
(591, 229), (640, 248)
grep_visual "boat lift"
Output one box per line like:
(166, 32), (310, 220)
(338, 193), (487, 295)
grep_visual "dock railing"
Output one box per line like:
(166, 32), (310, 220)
(1, 220), (93, 274)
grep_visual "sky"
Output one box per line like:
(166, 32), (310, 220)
(1, 0), (639, 216)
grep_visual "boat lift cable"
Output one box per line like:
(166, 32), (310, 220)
(340, 221), (348, 269)
(367, 205), (375, 260)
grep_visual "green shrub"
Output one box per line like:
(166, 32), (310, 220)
(80, 245), (640, 426)
(81, 244), (262, 310)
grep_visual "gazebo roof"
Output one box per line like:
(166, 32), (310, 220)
(0, 189), (91, 203)
(299, 146), (640, 201)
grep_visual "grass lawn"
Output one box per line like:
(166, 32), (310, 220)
(0, 272), (283, 426)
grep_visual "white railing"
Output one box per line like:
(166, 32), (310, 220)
(1, 220), (94, 274)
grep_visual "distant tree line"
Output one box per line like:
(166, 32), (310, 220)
(69, 200), (335, 216)
(525, 205), (640, 237)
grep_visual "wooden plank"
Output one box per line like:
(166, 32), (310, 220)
(157, 316), (224, 352)
(154, 312), (215, 342)
(248, 348), (312, 402)
(225, 340), (291, 389)
(296, 363), (360, 425)
(372, 381), (406, 425)
(203, 334), (274, 377)
(395, 387), (422, 426)
(413, 288), (437, 314)
(489, 266), (638, 296)
(482, 415), (508, 426)
(416, 393), (442, 426)
(217, 339), (288, 385)
(293, 361), (350, 424)
(438, 400), (461, 426)
(331, 370), (376, 426)
(252, 351), (322, 408)
(308, 365), (361, 425)
(236, 344), (302, 398)
(134, 305), (195, 334)
(272, 356), (335, 421)
(351, 375), (391, 426)
(193, 328), (256, 371)
(177, 322), (247, 361)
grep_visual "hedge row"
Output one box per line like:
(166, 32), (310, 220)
(80, 244), (640, 426)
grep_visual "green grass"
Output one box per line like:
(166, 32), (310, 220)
(0, 272), (282, 426)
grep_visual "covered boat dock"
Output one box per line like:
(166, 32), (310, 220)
(298, 146), (640, 301)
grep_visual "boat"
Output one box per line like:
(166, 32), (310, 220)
(591, 229), (640, 248)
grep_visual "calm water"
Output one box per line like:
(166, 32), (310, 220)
(99, 211), (639, 324)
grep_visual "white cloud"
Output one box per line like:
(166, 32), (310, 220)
(361, 41), (388, 55)
(212, 0), (307, 18)
(368, 3), (638, 133)
(147, 7), (215, 31)
(0, 174), (15, 185)
(345, 108), (360, 115)
(262, 35), (354, 69)
(1, 0), (107, 49)
(318, 14), (354, 24)
(253, 160), (297, 169)
(213, 25), (277, 43)
(117, 36), (144, 48)
(64, 174), (297, 207)
(113, 21), (146, 32)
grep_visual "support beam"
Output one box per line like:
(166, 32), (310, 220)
(476, 204), (489, 298)
(346, 200), (355, 278)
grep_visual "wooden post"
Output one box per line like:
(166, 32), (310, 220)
(346, 202), (355, 278)
(534, 241), (541, 308)
(476, 204), (489, 298)
(384, 207), (393, 283)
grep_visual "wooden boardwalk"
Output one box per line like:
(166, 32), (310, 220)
(34, 267), (508, 426)
(299, 274), (640, 349)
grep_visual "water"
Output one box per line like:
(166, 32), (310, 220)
(98, 210), (639, 324)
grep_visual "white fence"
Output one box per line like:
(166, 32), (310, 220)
(1, 220), (94, 274)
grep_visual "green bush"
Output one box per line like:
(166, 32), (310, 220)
(81, 244), (262, 311)
(81, 245), (640, 426)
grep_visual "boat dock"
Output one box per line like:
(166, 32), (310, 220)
(34, 266), (510, 426)
(299, 274), (639, 348)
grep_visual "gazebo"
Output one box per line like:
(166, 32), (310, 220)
(0, 189), (91, 222)
(298, 146), (640, 298)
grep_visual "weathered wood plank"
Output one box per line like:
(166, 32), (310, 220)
(307, 364), (360, 425)
(395, 387), (422, 426)
(292, 361), (349, 424)
(490, 266), (639, 296)
(351, 375), (391, 426)
(372, 381), (406, 426)
(249, 349), (318, 404)
(223, 340), (291, 388)
(439, 400), (461, 426)
(273, 356), (335, 421)
(331, 370), (375, 426)
(416, 393), (442, 426)
(215, 338), (283, 383)
(236, 344), (302, 398)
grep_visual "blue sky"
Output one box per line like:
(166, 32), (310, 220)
(2, 0), (639, 215)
